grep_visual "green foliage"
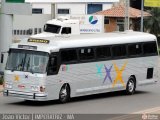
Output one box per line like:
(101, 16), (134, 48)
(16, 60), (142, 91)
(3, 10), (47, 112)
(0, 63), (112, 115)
(0, 76), (4, 85)
(6, 0), (25, 3)
(144, 8), (160, 37)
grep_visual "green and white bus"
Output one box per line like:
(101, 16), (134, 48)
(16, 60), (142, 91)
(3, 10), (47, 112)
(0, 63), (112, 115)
(3, 31), (159, 103)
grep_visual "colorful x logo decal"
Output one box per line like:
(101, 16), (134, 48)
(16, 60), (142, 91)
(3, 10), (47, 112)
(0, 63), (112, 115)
(96, 64), (103, 78)
(103, 65), (113, 84)
(112, 62), (128, 88)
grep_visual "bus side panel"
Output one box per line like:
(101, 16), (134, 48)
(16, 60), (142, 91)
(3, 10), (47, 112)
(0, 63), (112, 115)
(136, 56), (159, 86)
(45, 55), (158, 100)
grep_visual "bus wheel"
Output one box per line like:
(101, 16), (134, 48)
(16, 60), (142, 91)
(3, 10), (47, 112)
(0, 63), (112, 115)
(126, 77), (136, 95)
(59, 84), (70, 103)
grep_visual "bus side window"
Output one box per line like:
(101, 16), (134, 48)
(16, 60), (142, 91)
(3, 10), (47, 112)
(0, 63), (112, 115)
(128, 44), (142, 56)
(96, 46), (111, 59)
(79, 48), (95, 60)
(143, 42), (158, 55)
(61, 27), (71, 34)
(61, 49), (78, 63)
(47, 55), (58, 75)
(112, 45), (127, 58)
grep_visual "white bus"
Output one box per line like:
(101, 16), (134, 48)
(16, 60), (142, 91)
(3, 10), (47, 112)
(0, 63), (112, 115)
(3, 31), (159, 103)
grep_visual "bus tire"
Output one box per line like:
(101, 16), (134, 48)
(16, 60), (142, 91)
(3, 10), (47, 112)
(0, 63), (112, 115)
(59, 84), (70, 103)
(126, 77), (136, 95)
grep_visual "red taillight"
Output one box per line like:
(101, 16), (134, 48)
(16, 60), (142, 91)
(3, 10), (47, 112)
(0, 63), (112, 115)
(40, 86), (45, 92)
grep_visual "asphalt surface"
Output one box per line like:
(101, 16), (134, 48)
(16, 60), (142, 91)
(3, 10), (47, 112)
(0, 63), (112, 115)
(0, 81), (160, 114)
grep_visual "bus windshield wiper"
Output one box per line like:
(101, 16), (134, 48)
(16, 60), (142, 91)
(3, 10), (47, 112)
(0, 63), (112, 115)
(26, 57), (30, 71)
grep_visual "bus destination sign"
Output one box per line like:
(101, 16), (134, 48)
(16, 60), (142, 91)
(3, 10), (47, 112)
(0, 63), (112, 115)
(28, 39), (50, 44)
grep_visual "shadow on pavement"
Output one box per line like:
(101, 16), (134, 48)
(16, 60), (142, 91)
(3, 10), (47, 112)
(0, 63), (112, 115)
(70, 90), (149, 103)
(7, 90), (149, 106)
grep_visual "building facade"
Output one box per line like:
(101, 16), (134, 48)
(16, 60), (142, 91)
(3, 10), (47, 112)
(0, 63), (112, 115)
(12, 0), (119, 40)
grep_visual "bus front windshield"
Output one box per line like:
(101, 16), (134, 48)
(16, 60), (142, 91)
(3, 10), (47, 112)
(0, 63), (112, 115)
(6, 49), (49, 74)
(44, 24), (61, 34)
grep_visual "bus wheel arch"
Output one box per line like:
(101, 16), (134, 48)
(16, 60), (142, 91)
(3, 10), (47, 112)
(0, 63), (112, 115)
(126, 75), (136, 95)
(59, 83), (71, 103)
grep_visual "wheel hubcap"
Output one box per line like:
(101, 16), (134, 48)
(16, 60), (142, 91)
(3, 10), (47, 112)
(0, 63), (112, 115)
(128, 81), (134, 92)
(60, 88), (67, 99)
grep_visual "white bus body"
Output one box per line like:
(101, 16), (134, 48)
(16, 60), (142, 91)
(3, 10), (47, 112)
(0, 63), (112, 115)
(3, 31), (159, 102)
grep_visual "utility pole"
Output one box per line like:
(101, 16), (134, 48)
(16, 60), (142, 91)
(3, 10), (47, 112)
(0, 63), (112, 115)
(125, 0), (130, 31)
(140, 0), (144, 32)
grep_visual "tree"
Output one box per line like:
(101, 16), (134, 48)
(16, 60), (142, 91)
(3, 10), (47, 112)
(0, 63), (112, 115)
(144, 8), (160, 37)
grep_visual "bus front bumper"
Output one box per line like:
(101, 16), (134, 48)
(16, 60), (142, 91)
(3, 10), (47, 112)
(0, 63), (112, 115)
(3, 90), (48, 101)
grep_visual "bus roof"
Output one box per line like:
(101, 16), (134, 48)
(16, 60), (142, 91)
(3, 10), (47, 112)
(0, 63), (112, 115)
(46, 17), (79, 26)
(11, 31), (157, 53)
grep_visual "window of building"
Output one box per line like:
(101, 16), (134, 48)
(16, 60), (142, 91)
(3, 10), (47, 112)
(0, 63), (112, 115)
(96, 46), (111, 59)
(117, 18), (124, 31)
(87, 4), (102, 14)
(79, 48), (95, 60)
(61, 49), (78, 63)
(34, 28), (37, 34)
(61, 27), (71, 34)
(29, 29), (33, 35)
(26, 29), (32, 35)
(14, 30), (16, 35)
(20, 30), (23, 35)
(104, 17), (109, 24)
(27, 30), (29, 35)
(17, 30), (19, 35)
(128, 44), (142, 56)
(112, 45), (127, 57)
(143, 42), (157, 55)
(57, 9), (70, 14)
(32, 8), (43, 14)
(39, 28), (42, 33)
(23, 30), (26, 35)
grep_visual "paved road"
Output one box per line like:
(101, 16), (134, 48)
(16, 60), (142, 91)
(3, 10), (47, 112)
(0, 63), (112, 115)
(0, 82), (160, 114)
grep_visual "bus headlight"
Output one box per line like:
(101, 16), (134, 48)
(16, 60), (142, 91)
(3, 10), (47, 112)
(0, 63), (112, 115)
(31, 85), (39, 92)
(5, 82), (12, 89)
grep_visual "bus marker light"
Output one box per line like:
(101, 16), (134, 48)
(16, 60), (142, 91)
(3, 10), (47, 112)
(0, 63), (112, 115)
(18, 85), (25, 89)
(62, 65), (68, 71)
(59, 80), (62, 83)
